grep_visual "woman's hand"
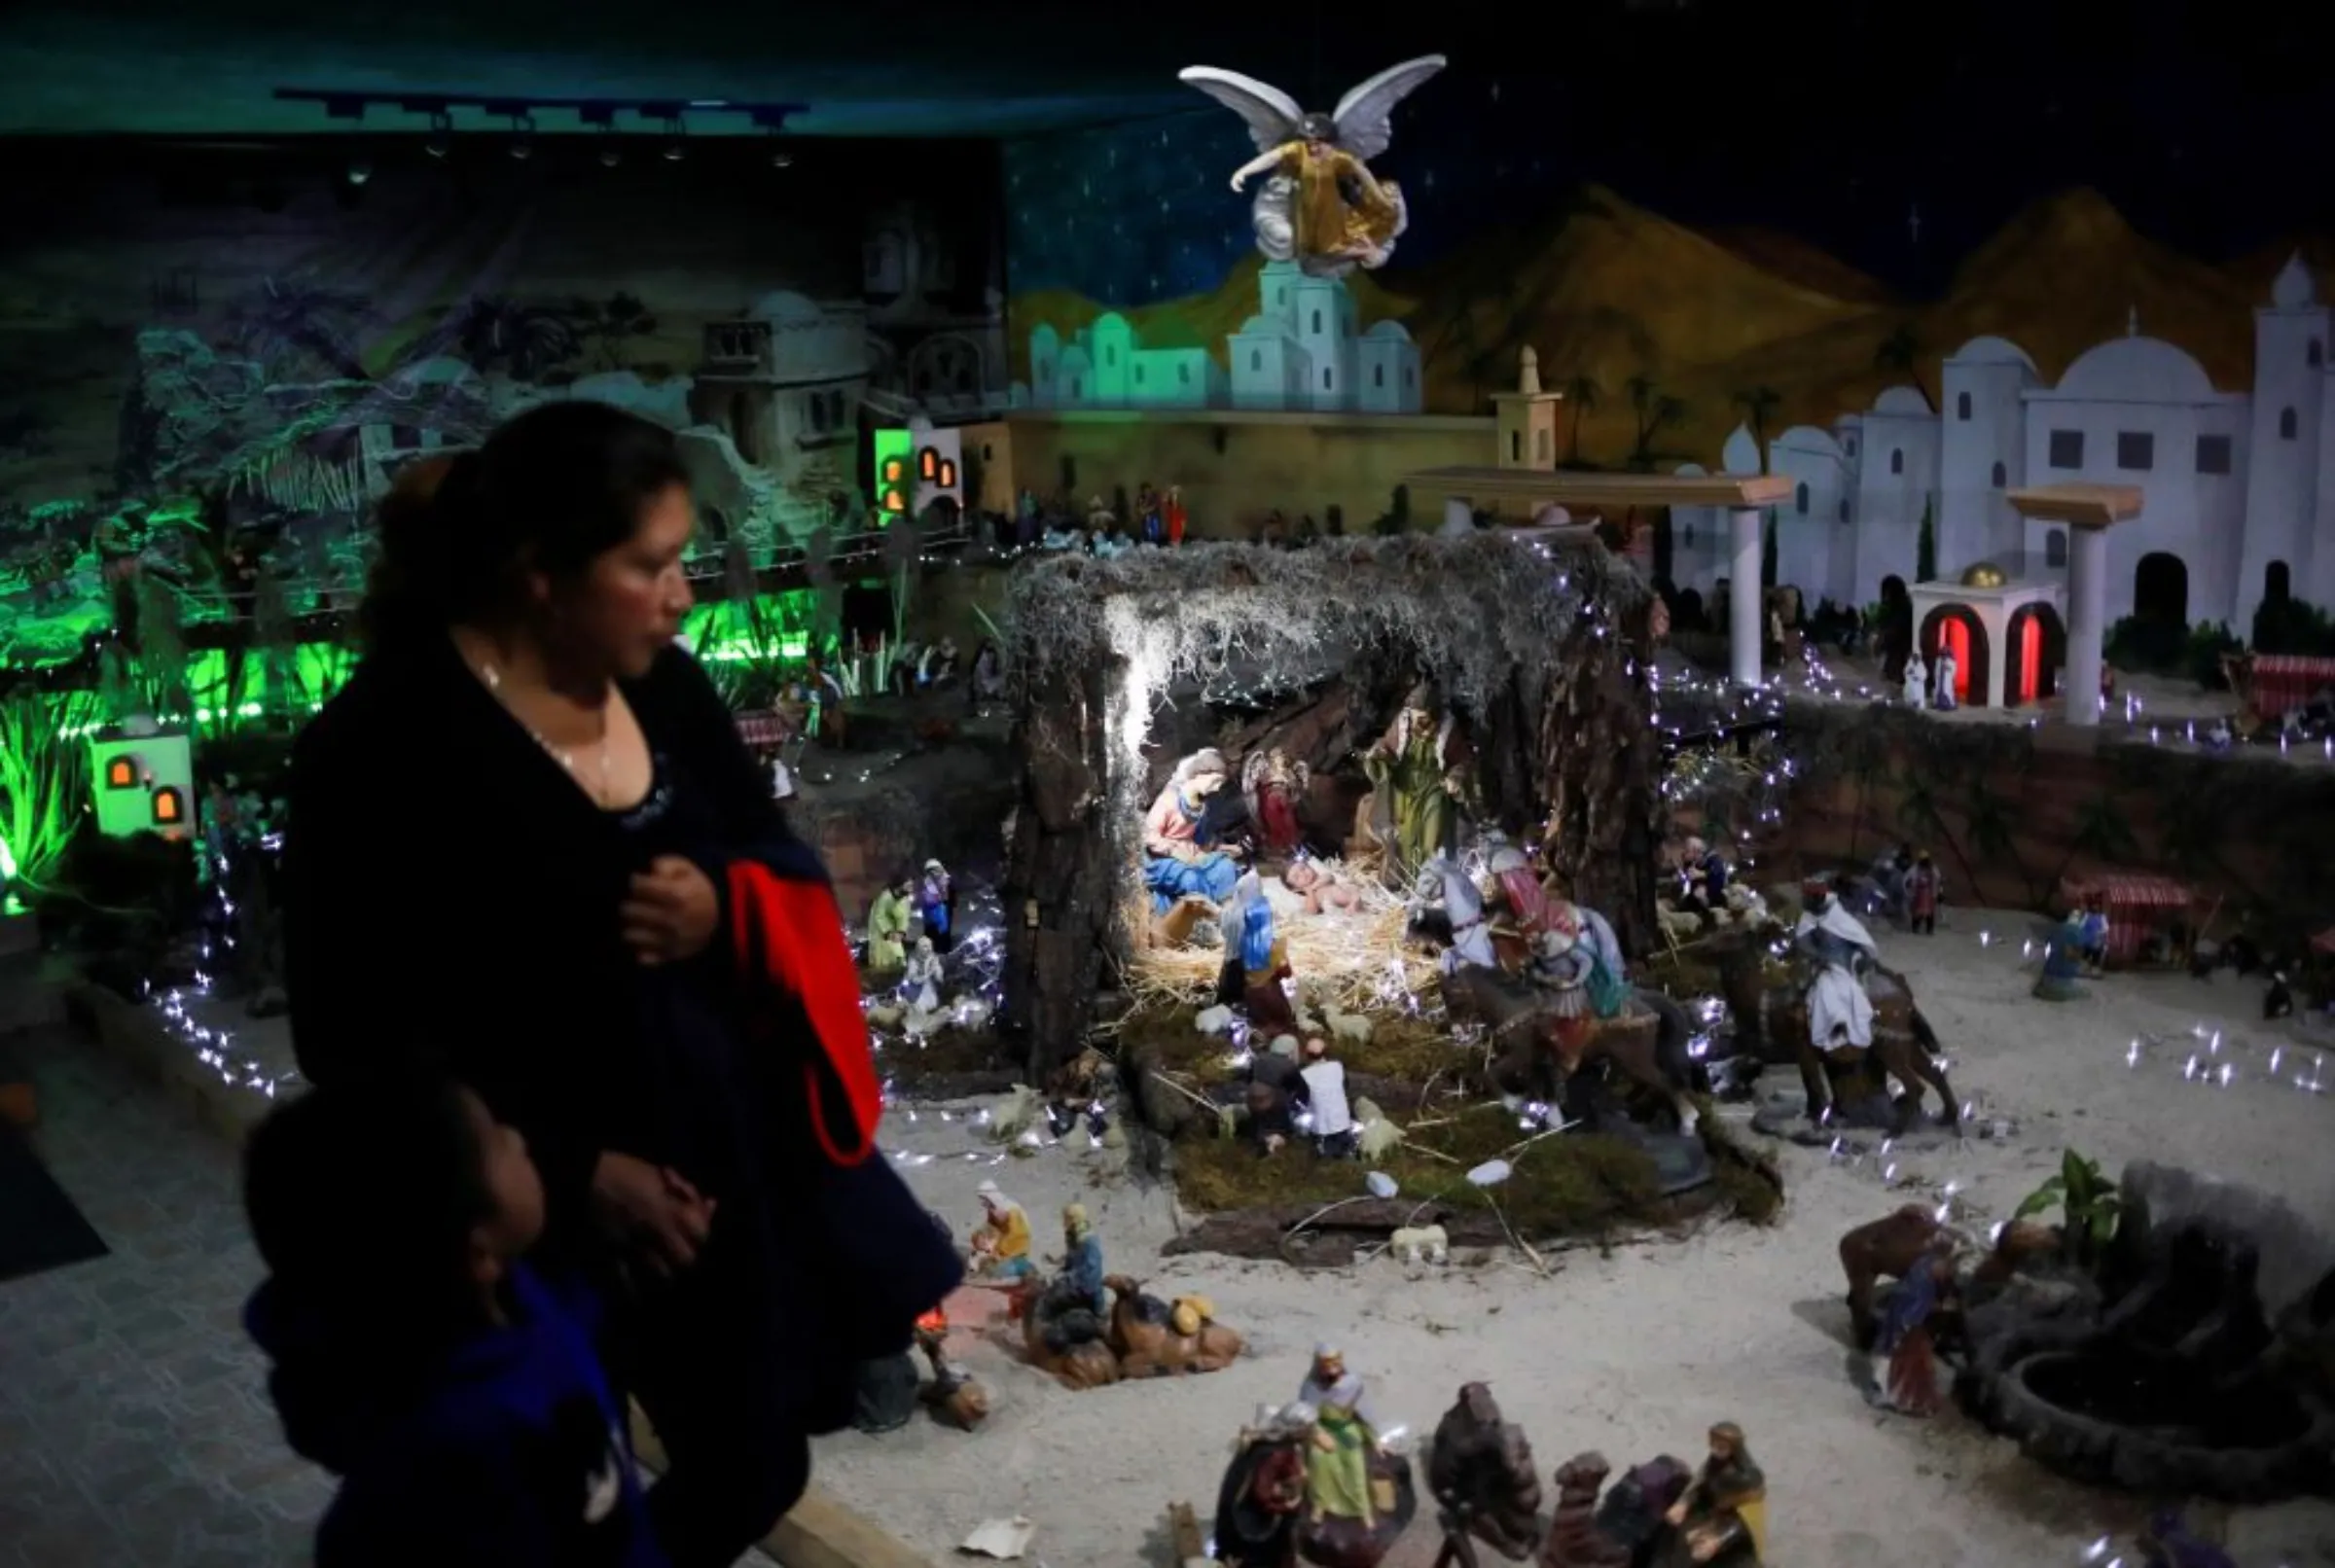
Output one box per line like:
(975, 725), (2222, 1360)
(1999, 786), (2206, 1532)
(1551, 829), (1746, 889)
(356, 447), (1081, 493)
(623, 855), (720, 966)
(591, 1152), (716, 1273)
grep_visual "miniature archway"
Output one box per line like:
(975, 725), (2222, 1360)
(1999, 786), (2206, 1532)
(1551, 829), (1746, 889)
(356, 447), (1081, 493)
(2134, 552), (2189, 625)
(1920, 603), (1991, 707)
(2003, 602), (2066, 707)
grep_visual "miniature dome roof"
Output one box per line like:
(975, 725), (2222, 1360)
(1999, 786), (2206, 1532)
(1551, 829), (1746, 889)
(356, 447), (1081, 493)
(2056, 337), (2215, 401)
(1959, 561), (2009, 588)
(2272, 252), (2318, 310)
(1947, 335), (2039, 374)
(745, 290), (824, 323)
(1720, 424), (1761, 476)
(1770, 423), (1844, 458)
(1363, 320), (1412, 341)
(1871, 385), (1931, 416)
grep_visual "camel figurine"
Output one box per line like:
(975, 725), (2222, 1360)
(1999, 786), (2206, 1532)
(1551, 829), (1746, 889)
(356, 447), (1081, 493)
(1010, 1274), (1244, 1389)
(1107, 1273), (1245, 1377)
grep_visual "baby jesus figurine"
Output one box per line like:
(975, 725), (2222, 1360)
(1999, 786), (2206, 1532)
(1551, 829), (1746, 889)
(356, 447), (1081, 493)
(1283, 859), (1364, 915)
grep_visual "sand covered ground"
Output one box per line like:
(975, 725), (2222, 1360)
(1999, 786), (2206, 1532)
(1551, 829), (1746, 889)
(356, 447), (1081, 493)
(819, 905), (2335, 1568)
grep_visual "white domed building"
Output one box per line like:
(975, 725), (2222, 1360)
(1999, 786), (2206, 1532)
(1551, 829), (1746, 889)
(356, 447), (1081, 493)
(1671, 255), (2334, 637)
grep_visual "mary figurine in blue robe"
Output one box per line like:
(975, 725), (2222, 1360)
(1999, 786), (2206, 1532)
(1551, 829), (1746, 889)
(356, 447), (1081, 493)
(1141, 748), (1242, 912)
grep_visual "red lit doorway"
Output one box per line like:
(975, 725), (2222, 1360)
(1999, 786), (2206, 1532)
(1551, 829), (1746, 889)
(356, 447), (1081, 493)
(1919, 604), (1991, 707)
(2004, 602), (2066, 707)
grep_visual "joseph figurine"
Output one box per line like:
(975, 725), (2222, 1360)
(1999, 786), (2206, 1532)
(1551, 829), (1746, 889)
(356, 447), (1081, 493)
(1363, 684), (1476, 882)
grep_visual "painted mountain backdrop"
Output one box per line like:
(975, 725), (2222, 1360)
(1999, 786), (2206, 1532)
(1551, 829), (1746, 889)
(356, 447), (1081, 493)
(1007, 186), (2333, 469)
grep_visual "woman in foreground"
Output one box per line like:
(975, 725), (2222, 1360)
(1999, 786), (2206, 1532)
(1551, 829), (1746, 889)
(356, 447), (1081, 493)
(280, 400), (958, 1567)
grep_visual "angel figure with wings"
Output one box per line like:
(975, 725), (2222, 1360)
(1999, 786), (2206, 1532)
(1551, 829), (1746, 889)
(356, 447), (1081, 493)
(1240, 747), (1311, 859)
(1178, 55), (1447, 278)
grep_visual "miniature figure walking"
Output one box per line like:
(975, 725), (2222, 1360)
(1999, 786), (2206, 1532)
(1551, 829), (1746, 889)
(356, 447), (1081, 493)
(1904, 853), (1940, 936)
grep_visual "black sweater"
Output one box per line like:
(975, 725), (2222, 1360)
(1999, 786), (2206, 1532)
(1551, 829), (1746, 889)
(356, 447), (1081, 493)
(282, 635), (780, 1261)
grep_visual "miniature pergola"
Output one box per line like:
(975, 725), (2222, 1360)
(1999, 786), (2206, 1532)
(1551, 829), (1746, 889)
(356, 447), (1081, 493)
(2005, 482), (2144, 728)
(1402, 468), (1793, 689)
(995, 535), (1662, 1070)
(1908, 561), (2068, 709)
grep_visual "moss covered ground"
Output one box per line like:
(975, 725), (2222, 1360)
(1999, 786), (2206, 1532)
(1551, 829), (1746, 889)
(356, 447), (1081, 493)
(1117, 1002), (1785, 1239)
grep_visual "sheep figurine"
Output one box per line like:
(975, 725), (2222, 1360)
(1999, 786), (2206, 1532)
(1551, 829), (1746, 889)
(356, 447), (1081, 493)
(1387, 1223), (1450, 1265)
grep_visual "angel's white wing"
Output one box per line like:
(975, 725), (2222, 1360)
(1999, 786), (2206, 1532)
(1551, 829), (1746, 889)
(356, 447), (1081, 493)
(1177, 65), (1305, 154)
(1331, 54), (1448, 162)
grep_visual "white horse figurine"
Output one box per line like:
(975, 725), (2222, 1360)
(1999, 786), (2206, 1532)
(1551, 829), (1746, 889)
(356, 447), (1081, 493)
(1412, 853), (1499, 975)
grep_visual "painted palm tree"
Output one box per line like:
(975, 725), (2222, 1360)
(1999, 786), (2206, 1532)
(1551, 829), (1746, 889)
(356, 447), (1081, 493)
(452, 297), (582, 379)
(568, 292), (662, 372)
(1564, 374), (1601, 464)
(1893, 766), (1977, 896)
(1959, 767), (2033, 906)
(1731, 386), (1782, 472)
(1626, 375), (1688, 474)
(1873, 324), (1934, 410)
(2053, 788), (2140, 892)
(226, 277), (376, 381)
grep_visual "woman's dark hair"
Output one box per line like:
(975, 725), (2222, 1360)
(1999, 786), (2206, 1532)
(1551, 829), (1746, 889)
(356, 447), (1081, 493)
(243, 1073), (497, 1335)
(360, 400), (690, 651)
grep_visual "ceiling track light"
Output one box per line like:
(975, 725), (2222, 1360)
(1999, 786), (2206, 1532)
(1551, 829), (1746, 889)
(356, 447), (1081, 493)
(273, 90), (811, 159)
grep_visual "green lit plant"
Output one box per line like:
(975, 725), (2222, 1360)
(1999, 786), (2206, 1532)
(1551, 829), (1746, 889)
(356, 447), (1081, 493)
(0, 690), (100, 898)
(2015, 1149), (2121, 1268)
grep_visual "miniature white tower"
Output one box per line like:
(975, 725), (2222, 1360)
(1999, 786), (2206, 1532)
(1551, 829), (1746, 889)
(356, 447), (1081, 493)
(1492, 347), (1563, 471)
(2240, 254), (2329, 613)
(1291, 272), (1358, 412)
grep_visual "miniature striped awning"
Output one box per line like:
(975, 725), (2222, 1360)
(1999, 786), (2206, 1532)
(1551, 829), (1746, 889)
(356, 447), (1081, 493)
(2059, 872), (2196, 964)
(2245, 654), (2335, 718)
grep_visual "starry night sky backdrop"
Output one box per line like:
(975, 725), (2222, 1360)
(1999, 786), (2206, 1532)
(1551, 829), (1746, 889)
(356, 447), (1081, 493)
(1003, 4), (2335, 308)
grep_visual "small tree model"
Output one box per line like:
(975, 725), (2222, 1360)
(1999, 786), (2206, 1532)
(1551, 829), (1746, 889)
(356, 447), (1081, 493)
(2015, 1149), (2121, 1268)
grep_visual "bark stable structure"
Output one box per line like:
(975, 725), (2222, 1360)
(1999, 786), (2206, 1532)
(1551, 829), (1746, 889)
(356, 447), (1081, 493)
(997, 534), (1660, 1076)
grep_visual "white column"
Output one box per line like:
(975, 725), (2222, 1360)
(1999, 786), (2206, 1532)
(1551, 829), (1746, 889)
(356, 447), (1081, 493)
(2065, 523), (2108, 728)
(1442, 496), (1475, 536)
(1728, 506), (1763, 688)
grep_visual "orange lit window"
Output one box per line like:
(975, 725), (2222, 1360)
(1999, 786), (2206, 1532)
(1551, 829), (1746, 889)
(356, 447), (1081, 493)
(105, 757), (138, 789)
(918, 446), (938, 481)
(881, 489), (906, 513)
(937, 459), (957, 488)
(151, 787), (185, 826)
(881, 456), (906, 484)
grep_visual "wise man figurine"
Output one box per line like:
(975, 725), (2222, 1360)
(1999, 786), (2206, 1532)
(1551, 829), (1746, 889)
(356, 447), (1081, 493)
(1902, 651), (1928, 710)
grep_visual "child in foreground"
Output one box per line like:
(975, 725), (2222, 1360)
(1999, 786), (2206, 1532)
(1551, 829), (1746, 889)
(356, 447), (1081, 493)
(242, 1076), (665, 1568)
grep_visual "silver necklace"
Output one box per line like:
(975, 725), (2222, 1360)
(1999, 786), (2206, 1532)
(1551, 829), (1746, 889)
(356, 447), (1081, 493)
(476, 659), (615, 803)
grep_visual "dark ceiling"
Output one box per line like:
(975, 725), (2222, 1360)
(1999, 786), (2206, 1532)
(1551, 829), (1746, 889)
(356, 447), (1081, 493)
(3, 0), (1543, 138)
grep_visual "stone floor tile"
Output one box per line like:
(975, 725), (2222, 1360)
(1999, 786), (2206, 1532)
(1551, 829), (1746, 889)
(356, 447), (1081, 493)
(0, 1026), (324, 1566)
